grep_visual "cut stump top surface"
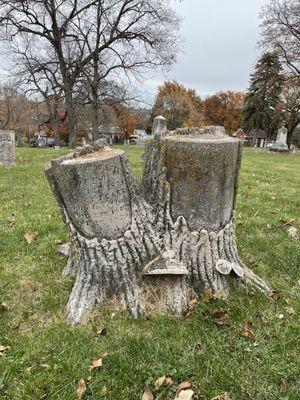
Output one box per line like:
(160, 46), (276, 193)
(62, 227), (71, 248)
(162, 134), (237, 143)
(62, 149), (124, 165)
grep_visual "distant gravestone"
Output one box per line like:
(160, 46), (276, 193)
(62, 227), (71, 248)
(269, 126), (290, 153)
(0, 130), (15, 166)
(152, 115), (167, 137)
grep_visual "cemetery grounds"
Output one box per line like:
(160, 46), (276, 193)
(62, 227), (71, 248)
(0, 146), (299, 399)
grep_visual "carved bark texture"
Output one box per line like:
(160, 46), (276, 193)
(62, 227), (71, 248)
(45, 126), (269, 325)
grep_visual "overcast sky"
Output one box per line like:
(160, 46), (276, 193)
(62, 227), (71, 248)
(0, 0), (268, 105)
(142, 0), (268, 102)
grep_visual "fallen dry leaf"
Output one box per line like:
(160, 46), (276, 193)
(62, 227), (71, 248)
(165, 376), (174, 385)
(189, 298), (198, 307)
(100, 385), (108, 396)
(0, 302), (9, 313)
(178, 381), (192, 391)
(211, 395), (231, 400)
(211, 394), (231, 400)
(278, 378), (286, 394)
(284, 306), (295, 315)
(76, 378), (86, 399)
(183, 300), (198, 317)
(195, 340), (203, 350)
(89, 352), (108, 372)
(141, 385), (154, 400)
(212, 309), (227, 326)
(40, 363), (50, 369)
(155, 376), (165, 390)
(288, 226), (298, 240)
(241, 322), (255, 339)
(175, 389), (194, 400)
(96, 326), (107, 336)
(280, 218), (295, 227)
(7, 215), (16, 227)
(270, 291), (281, 301)
(10, 319), (21, 330)
(24, 231), (38, 244)
(0, 345), (10, 355)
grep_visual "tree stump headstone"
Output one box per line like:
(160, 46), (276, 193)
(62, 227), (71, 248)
(0, 130), (16, 166)
(45, 120), (269, 325)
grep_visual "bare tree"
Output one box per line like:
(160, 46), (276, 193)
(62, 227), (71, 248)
(260, 0), (300, 77)
(0, 83), (36, 145)
(67, 0), (181, 141)
(0, 0), (181, 147)
(11, 40), (64, 147)
(77, 75), (132, 141)
(0, 85), (20, 129)
(280, 76), (300, 145)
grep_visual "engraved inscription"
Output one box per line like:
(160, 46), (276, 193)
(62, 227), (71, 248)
(56, 155), (132, 239)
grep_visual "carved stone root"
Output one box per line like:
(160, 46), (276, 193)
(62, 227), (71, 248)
(45, 125), (269, 325)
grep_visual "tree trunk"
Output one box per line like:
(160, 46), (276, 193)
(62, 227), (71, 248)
(17, 128), (22, 147)
(45, 120), (269, 325)
(53, 117), (60, 147)
(287, 117), (299, 148)
(91, 102), (99, 142)
(65, 91), (77, 148)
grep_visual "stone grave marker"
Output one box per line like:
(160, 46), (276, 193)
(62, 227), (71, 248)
(45, 118), (269, 325)
(269, 126), (290, 153)
(0, 130), (15, 166)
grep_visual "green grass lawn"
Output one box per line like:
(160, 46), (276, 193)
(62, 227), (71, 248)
(0, 146), (299, 400)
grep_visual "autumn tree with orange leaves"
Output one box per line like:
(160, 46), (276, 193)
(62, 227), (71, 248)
(203, 91), (245, 133)
(152, 81), (204, 130)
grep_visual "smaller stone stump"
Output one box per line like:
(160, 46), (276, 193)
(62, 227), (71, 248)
(0, 130), (15, 166)
(269, 126), (290, 153)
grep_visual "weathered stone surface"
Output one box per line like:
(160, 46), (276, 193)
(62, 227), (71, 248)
(45, 118), (269, 325)
(162, 135), (240, 231)
(0, 130), (15, 166)
(49, 149), (132, 240)
(269, 126), (290, 153)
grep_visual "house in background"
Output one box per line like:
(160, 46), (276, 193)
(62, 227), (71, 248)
(95, 125), (123, 143)
(30, 131), (52, 147)
(244, 129), (268, 147)
(232, 128), (245, 140)
(42, 111), (85, 144)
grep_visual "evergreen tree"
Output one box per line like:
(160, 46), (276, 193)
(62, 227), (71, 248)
(243, 52), (283, 138)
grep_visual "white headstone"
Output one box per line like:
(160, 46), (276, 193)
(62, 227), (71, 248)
(152, 116), (167, 137)
(269, 126), (289, 153)
(0, 130), (15, 166)
(276, 126), (288, 144)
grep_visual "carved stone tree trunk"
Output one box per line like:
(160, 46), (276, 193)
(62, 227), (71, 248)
(45, 119), (269, 325)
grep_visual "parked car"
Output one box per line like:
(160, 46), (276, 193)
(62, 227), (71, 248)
(134, 129), (148, 138)
(129, 135), (139, 144)
(48, 138), (55, 147)
(29, 138), (38, 147)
